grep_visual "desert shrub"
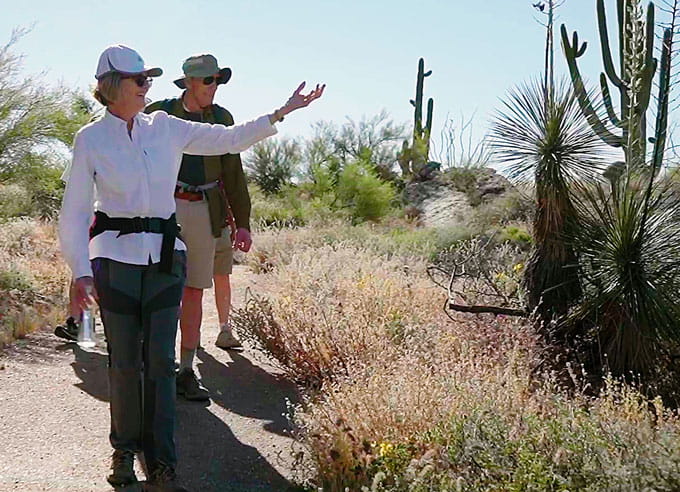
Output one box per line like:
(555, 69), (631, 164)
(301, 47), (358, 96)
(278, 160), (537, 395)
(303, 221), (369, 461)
(250, 184), (305, 228)
(379, 225), (476, 261)
(0, 218), (69, 346)
(336, 161), (396, 222)
(499, 224), (532, 248)
(472, 190), (534, 228)
(0, 184), (32, 218)
(0, 266), (34, 292)
(296, 362), (680, 492)
(20, 159), (65, 219)
(233, 245), (439, 387)
(442, 167), (480, 194)
(246, 222), (477, 274)
(0, 163), (66, 220)
(430, 237), (527, 314)
(250, 183), (356, 230)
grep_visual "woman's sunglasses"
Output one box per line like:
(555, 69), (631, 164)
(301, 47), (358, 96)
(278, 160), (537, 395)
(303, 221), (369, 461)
(121, 74), (152, 87)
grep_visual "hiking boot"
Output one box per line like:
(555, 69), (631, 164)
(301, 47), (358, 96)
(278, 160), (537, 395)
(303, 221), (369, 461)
(107, 450), (137, 487)
(175, 368), (210, 401)
(54, 317), (79, 342)
(215, 324), (242, 350)
(143, 464), (189, 492)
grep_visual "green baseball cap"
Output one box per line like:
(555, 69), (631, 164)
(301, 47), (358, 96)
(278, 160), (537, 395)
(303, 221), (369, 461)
(173, 54), (232, 89)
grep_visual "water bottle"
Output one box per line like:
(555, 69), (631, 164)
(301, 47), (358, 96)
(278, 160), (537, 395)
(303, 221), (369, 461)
(77, 309), (96, 348)
(78, 286), (96, 348)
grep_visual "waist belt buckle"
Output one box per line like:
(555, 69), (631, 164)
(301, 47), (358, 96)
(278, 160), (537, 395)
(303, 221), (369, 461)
(132, 217), (149, 233)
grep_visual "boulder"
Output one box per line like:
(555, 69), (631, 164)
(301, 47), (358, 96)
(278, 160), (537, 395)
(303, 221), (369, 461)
(403, 167), (512, 228)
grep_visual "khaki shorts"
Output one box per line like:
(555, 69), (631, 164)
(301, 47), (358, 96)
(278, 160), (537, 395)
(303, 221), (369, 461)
(175, 198), (233, 289)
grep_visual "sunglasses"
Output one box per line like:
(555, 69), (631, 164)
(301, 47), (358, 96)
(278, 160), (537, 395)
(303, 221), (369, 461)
(121, 74), (152, 87)
(201, 74), (225, 85)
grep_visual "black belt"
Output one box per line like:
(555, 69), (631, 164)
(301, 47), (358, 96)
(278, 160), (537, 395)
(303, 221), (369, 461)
(89, 211), (180, 274)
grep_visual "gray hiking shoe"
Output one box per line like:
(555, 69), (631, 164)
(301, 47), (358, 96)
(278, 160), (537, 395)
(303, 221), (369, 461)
(215, 324), (242, 350)
(176, 368), (210, 402)
(107, 450), (137, 487)
(143, 464), (189, 492)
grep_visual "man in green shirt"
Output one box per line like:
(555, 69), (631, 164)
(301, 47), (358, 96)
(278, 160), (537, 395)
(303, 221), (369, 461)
(146, 54), (250, 402)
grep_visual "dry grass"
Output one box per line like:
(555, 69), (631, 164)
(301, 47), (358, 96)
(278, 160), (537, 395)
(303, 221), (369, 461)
(233, 244), (442, 387)
(0, 218), (69, 346)
(234, 225), (680, 491)
(246, 221), (475, 275)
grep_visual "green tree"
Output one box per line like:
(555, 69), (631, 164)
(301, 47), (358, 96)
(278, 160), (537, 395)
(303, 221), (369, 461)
(0, 28), (95, 218)
(244, 137), (301, 194)
(303, 112), (407, 183)
(0, 29), (93, 178)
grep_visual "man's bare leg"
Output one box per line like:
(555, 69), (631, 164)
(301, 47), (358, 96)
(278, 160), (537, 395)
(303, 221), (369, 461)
(213, 274), (231, 325)
(214, 274), (242, 349)
(179, 286), (203, 368)
(176, 285), (210, 401)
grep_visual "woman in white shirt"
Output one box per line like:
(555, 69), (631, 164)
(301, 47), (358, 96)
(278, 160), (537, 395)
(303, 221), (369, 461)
(58, 44), (323, 492)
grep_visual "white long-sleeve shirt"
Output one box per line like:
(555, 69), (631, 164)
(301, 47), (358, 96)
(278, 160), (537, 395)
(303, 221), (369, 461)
(58, 109), (277, 279)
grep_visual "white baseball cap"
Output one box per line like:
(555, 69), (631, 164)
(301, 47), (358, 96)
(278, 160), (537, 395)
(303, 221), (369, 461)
(95, 44), (163, 80)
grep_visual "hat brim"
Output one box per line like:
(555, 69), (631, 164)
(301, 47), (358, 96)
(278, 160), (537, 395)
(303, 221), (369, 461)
(173, 67), (232, 89)
(96, 66), (163, 80)
(144, 67), (163, 78)
(102, 66), (163, 80)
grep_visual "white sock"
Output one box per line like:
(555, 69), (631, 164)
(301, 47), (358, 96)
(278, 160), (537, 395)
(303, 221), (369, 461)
(179, 348), (196, 371)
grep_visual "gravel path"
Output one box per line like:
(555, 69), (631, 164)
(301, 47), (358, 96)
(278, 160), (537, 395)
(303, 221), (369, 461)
(0, 265), (301, 492)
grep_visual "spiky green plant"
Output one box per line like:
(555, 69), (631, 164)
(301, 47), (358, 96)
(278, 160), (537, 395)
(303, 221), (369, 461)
(490, 79), (605, 325)
(566, 173), (680, 376)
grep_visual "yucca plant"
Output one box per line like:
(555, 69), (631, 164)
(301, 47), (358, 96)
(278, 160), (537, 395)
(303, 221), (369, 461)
(565, 169), (680, 377)
(490, 79), (605, 328)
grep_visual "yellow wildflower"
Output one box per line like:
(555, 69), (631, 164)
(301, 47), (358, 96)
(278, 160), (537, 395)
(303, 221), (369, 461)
(378, 442), (394, 457)
(513, 262), (525, 273)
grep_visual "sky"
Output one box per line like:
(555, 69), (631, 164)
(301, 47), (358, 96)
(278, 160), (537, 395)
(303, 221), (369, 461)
(2, 0), (665, 160)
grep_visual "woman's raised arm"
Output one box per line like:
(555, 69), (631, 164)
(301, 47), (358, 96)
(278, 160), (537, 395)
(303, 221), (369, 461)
(170, 81), (325, 157)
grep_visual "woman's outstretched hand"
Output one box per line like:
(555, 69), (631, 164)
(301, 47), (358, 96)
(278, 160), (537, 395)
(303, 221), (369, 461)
(276, 82), (325, 119)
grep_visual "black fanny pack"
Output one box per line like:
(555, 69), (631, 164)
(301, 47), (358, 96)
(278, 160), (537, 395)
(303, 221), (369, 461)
(89, 211), (180, 274)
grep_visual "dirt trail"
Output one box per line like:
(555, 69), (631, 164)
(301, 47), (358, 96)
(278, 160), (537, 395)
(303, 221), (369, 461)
(0, 265), (301, 492)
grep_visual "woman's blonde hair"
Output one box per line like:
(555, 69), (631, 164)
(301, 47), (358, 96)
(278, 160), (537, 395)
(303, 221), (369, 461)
(93, 72), (122, 106)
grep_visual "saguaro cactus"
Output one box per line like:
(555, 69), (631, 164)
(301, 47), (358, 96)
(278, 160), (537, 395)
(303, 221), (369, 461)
(400, 58), (434, 178)
(561, 0), (671, 170)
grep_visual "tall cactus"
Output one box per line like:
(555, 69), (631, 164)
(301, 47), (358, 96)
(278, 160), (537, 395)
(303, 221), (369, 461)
(399, 58), (434, 178)
(561, 0), (671, 170)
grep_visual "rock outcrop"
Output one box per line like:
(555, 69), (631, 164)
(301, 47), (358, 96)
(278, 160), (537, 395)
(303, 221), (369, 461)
(403, 167), (512, 228)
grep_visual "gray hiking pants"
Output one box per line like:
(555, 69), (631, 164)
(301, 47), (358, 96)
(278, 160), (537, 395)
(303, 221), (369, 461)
(91, 252), (186, 472)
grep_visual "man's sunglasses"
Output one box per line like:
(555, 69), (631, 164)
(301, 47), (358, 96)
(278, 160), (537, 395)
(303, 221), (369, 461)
(121, 74), (152, 87)
(201, 74), (226, 85)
